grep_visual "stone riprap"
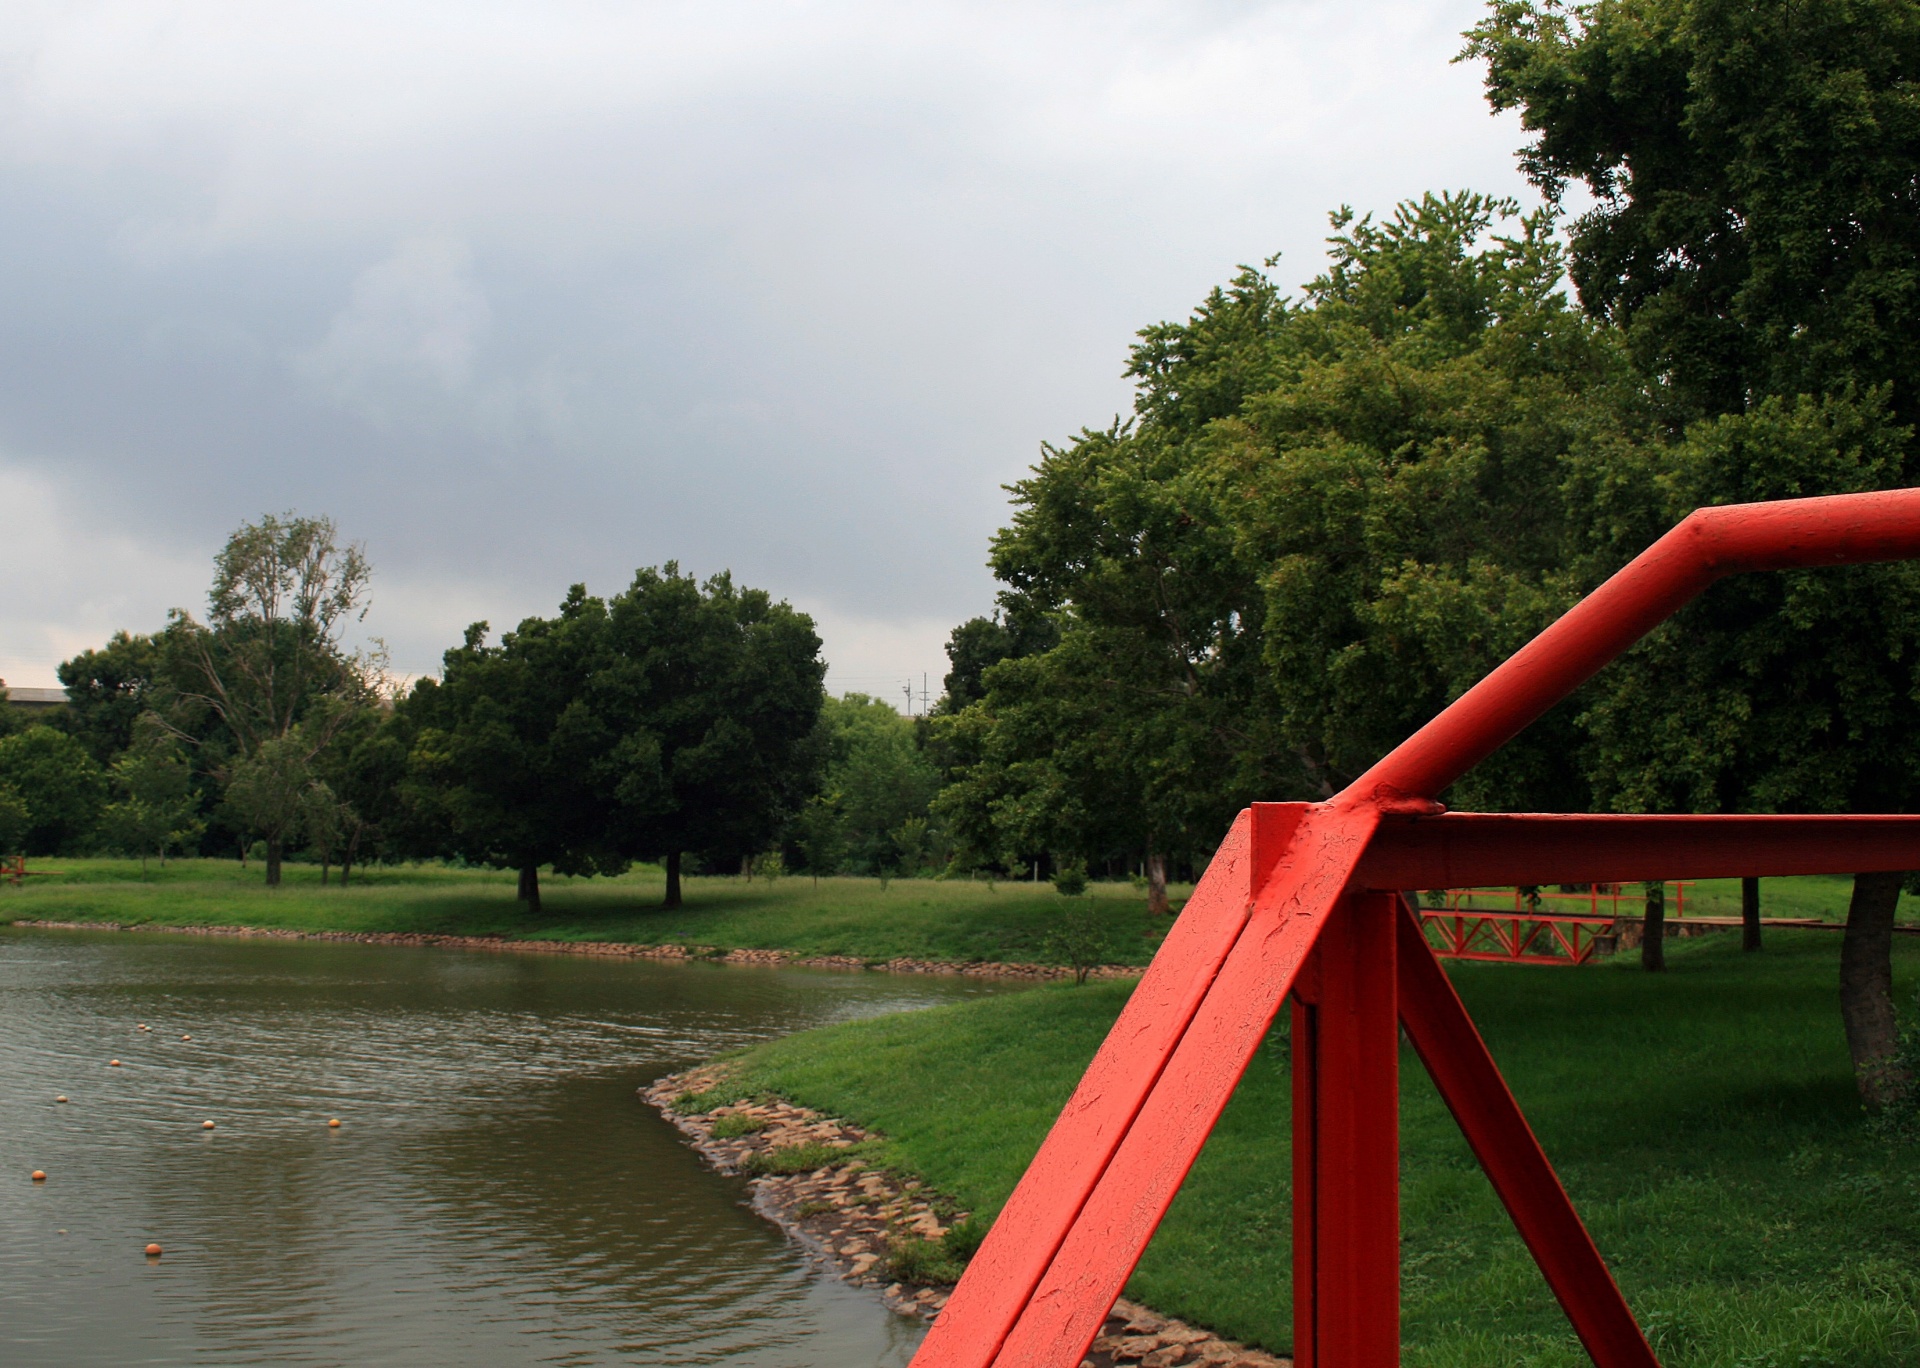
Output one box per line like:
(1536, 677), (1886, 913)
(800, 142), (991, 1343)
(643, 1064), (1290, 1368)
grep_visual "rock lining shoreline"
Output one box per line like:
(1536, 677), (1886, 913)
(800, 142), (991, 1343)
(644, 1063), (1290, 1368)
(5, 919), (1142, 981)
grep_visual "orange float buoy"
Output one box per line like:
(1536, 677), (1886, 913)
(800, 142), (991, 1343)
(31, 1170), (46, 1182)
(180, 1034), (191, 1042)
(137, 1023), (149, 1031)
(109, 1060), (121, 1067)
(327, 1118), (341, 1128)
(202, 1120), (215, 1130)
(56, 1095), (67, 1103)
(145, 1243), (162, 1257)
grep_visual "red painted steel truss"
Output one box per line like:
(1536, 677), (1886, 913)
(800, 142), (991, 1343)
(1418, 904), (1614, 965)
(1417, 880), (1696, 966)
(910, 490), (1920, 1368)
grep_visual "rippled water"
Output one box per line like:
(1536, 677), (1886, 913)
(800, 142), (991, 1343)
(0, 926), (1016, 1366)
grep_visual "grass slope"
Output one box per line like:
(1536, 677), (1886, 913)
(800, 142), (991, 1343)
(0, 858), (1182, 966)
(1, 861), (1905, 967)
(725, 932), (1920, 1368)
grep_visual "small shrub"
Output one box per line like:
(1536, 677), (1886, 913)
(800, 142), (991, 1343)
(742, 1141), (861, 1175)
(669, 1073), (750, 1114)
(1044, 904), (1114, 984)
(941, 1216), (986, 1263)
(709, 1113), (770, 1139)
(1051, 861), (1088, 897)
(883, 1235), (967, 1286)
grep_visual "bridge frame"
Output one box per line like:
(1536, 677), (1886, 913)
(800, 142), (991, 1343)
(911, 490), (1920, 1368)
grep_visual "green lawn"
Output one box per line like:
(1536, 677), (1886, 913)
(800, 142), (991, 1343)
(717, 931), (1920, 1367)
(2, 861), (1903, 970)
(0, 857), (1185, 966)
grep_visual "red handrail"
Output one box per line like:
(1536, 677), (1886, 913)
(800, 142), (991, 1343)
(915, 490), (1920, 1368)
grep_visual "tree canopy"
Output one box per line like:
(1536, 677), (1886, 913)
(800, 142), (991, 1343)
(0, 726), (106, 855)
(1469, 0), (1920, 430)
(938, 192), (1640, 894)
(405, 565), (824, 910)
(1468, 0), (1920, 1102)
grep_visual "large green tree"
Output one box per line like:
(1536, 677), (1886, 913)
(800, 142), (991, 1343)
(1469, 0), (1920, 1104)
(403, 588), (621, 913)
(221, 732), (326, 879)
(58, 631), (164, 763)
(594, 566), (826, 908)
(169, 514), (373, 755)
(97, 712), (204, 870)
(166, 513), (377, 884)
(0, 726), (106, 854)
(1468, 0), (1920, 430)
(943, 193), (1636, 907)
(316, 704), (413, 884)
(797, 694), (940, 877)
(406, 566), (822, 911)
(1220, 194), (1636, 807)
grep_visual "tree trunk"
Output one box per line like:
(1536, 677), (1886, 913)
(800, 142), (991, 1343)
(664, 851), (683, 910)
(320, 855), (330, 886)
(239, 838), (248, 870)
(1146, 853), (1170, 916)
(1842, 870), (1909, 1107)
(265, 837), (283, 888)
(741, 854), (753, 880)
(1741, 876), (1762, 952)
(518, 863), (541, 914)
(1640, 881), (1665, 972)
(341, 829), (358, 887)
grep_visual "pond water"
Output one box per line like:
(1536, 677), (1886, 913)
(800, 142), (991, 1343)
(0, 927), (1020, 1367)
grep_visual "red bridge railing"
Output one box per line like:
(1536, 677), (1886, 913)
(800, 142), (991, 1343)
(911, 490), (1920, 1368)
(1416, 882), (1689, 966)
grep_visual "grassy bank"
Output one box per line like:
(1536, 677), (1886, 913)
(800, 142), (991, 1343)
(0, 858), (1185, 966)
(0, 859), (1907, 969)
(715, 932), (1920, 1367)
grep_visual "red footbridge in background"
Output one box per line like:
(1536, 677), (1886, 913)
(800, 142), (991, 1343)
(1416, 882), (1693, 966)
(911, 490), (1920, 1368)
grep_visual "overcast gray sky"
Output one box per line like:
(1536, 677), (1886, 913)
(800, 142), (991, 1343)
(0, 0), (1533, 703)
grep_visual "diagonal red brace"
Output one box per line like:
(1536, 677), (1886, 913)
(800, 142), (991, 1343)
(913, 490), (1920, 1368)
(1394, 898), (1657, 1368)
(910, 810), (1271, 1368)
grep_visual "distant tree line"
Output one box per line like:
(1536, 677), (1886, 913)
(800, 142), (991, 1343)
(0, 518), (831, 910)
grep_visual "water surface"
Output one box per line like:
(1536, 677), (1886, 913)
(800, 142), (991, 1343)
(0, 927), (1016, 1366)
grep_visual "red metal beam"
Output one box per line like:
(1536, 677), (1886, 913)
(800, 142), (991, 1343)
(1349, 489), (1920, 807)
(915, 491), (1920, 1368)
(913, 811), (1264, 1368)
(1292, 892), (1401, 1368)
(1394, 900), (1657, 1368)
(984, 800), (1380, 1368)
(1351, 811), (1920, 890)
